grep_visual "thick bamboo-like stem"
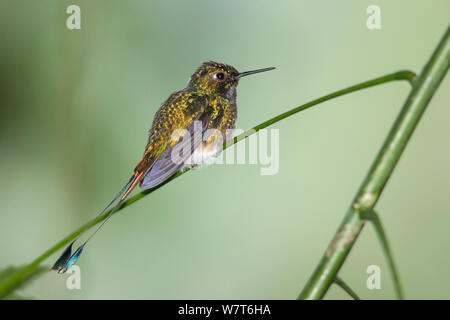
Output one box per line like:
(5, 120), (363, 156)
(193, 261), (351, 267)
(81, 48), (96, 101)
(0, 70), (416, 298)
(299, 25), (450, 300)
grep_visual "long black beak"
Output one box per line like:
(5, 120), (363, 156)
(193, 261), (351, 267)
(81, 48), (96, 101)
(237, 67), (275, 78)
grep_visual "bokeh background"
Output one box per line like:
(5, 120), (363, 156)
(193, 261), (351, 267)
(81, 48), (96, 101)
(0, 0), (449, 299)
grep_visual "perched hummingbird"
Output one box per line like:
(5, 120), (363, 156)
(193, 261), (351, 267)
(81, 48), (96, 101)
(52, 61), (275, 273)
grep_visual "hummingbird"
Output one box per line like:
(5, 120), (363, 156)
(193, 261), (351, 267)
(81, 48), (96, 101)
(51, 61), (275, 273)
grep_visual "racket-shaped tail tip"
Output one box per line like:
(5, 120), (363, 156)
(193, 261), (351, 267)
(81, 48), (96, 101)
(52, 242), (85, 274)
(61, 244), (85, 274)
(51, 174), (139, 274)
(51, 241), (74, 272)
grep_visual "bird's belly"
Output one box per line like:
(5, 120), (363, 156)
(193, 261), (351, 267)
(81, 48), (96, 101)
(182, 141), (222, 170)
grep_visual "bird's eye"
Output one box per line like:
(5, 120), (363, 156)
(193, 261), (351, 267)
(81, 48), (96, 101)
(215, 72), (226, 81)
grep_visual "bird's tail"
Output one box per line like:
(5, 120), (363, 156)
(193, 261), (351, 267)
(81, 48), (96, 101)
(51, 171), (144, 273)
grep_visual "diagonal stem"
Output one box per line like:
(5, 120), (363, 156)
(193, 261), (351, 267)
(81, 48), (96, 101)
(298, 25), (450, 300)
(333, 276), (360, 300)
(360, 209), (403, 299)
(0, 70), (415, 299)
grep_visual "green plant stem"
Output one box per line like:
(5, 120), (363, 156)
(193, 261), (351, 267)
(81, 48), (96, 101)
(360, 209), (403, 299)
(0, 70), (415, 299)
(298, 25), (450, 300)
(333, 276), (360, 300)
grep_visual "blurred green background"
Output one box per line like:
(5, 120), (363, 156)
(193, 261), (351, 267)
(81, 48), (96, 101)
(0, 0), (449, 299)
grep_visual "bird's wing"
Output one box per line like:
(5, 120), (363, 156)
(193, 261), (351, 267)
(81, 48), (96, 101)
(139, 111), (211, 190)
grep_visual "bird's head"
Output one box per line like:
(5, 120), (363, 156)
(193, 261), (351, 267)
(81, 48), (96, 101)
(187, 61), (274, 98)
